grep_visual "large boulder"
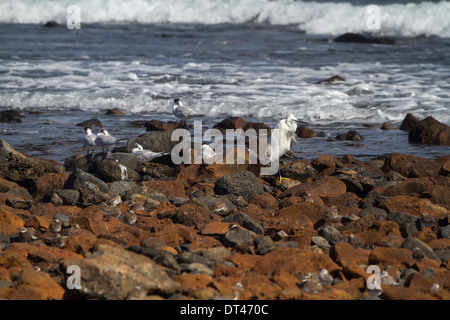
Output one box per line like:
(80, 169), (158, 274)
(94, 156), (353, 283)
(127, 129), (179, 154)
(0, 110), (21, 123)
(408, 116), (450, 146)
(62, 245), (180, 299)
(63, 169), (108, 206)
(0, 140), (26, 162)
(334, 33), (395, 45)
(214, 170), (264, 201)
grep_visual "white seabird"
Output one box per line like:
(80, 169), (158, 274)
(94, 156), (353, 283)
(131, 143), (168, 162)
(82, 127), (97, 154)
(172, 98), (203, 123)
(95, 128), (117, 153)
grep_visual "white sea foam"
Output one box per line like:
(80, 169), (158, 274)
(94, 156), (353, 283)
(1, 0), (449, 37)
(1, 57), (449, 125)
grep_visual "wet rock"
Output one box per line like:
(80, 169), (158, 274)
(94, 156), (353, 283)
(105, 108), (123, 116)
(296, 126), (316, 138)
(214, 170), (264, 201)
(76, 118), (103, 128)
(334, 33), (395, 45)
(382, 153), (441, 178)
(335, 130), (364, 141)
(0, 110), (21, 123)
(387, 211), (420, 238)
(43, 20), (58, 27)
(381, 122), (392, 130)
(213, 117), (248, 131)
(401, 237), (440, 260)
(316, 75), (345, 84)
(400, 113), (420, 132)
(63, 245), (180, 299)
(143, 119), (182, 131)
(408, 116), (450, 146)
(223, 212), (265, 235)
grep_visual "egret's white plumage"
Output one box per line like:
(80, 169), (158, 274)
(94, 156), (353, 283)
(265, 114), (297, 181)
(269, 113), (298, 161)
(172, 98), (203, 121)
(82, 127), (97, 154)
(95, 128), (116, 152)
(131, 143), (168, 162)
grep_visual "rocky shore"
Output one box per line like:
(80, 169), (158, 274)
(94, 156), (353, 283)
(0, 114), (449, 300)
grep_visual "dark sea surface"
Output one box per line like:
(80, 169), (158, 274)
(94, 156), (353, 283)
(0, 0), (449, 163)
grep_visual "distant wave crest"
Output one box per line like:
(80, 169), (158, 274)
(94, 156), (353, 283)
(1, 0), (449, 37)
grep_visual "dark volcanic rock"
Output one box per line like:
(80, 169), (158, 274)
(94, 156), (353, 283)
(128, 129), (179, 155)
(0, 110), (21, 123)
(387, 211), (420, 238)
(334, 33), (395, 45)
(316, 75), (345, 84)
(400, 113), (420, 132)
(408, 116), (450, 146)
(335, 130), (364, 141)
(63, 169), (108, 205)
(214, 170), (264, 201)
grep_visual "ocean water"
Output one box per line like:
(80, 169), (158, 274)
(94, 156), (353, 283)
(0, 0), (449, 163)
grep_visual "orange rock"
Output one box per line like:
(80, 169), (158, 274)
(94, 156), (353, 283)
(368, 246), (415, 269)
(239, 273), (282, 300)
(405, 272), (433, 292)
(200, 222), (234, 236)
(141, 180), (187, 198)
(330, 242), (370, 279)
(214, 262), (245, 278)
(382, 153), (441, 178)
(271, 270), (301, 289)
(354, 220), (404, 247)
(2, 285), (47, 300)
(277, 202), (327, 227)
(17, 267), (65, 300)
(0, 205), (24, 236)
(171, 273), (213, 291)
(381, 195), (448, 218)
(249, 192), (278, 209)
(252, 246), (340, 276)
(25, 215), (53, 230)
(6, 242), (83, 267)
(380, 285), (436, 300)
(64, 229), (98, 254)
(278, 176), (347, 199)
(34, 172), (69, 199)
(0, 251), (32, 270)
